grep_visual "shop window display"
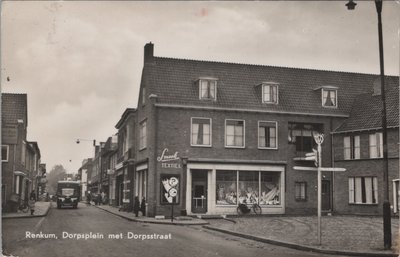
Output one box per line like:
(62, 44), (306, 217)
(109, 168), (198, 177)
(216, 170), (280, 206)
(238, 171), (259, 204)
(260, 173), (280, 205)
(216, 170), (237, 205)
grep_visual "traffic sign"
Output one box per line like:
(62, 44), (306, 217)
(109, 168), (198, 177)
(304, 149), (318, 167)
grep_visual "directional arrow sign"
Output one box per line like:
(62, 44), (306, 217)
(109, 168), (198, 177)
(320, 167), (346, 172)
(293, 166), (318, 171)
(293, 166), (346, 172)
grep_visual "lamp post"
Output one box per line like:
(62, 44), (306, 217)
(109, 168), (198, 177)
(76, 138), (96, 146)
(346, 0), (391, 249)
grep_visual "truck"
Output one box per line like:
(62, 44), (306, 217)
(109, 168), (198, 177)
(56, 181), (81, 209)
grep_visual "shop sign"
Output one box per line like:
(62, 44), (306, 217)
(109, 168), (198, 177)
(157, 148), (181, 169)
(160, 175), (179, 204)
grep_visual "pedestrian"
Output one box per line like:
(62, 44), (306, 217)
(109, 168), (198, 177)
(133, 196), (140, 217)
(101, 191), (105, 203)
(102, 193), (108, 205)
(97, 193), (102, 206)
(87, 192), (91, 206)
(28, 196), (35, 215)
(140, 197), (146, 216)
(30, 190), (36, 201)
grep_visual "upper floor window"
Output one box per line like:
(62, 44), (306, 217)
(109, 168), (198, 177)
(369, 132), (383, 158)
(258, 121), (278, 149)
(225, 119), (245, 148)
(191, 118), (211, 147)
(349, 176), (378, 204)
(142, 87), (146, 105)
(21, 141), (26, 165)
(262, 83), (278, 104)
(198, 78), (217, 101)
(139, 120), (147, 150)
(322, 88), (337, 108)
(2, 145), (9, 162)
(344, 135), (360, 160)
(288, 123), (323, 153)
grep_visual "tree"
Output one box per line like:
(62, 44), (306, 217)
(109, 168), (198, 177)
(46, 165), (67, 195)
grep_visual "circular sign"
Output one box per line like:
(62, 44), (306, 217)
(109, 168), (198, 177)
(169, 177), (178, 187)
(169, 188), (178, 197)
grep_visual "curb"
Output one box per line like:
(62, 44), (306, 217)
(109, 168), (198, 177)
(203, 225), (398, 257)
(93, 204), (209, 226)
(2, 203), (51, 219)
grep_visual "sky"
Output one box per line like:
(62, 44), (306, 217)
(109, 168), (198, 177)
(1, 1), (399, 174)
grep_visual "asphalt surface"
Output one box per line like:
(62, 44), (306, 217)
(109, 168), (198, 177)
(2, 203), (352, 257)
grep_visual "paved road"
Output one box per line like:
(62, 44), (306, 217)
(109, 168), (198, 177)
(2, 203), (351, 257)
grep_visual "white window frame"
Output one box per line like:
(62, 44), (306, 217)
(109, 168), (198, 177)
(142, 87), (146, 105)
(321, 88), (338, 108)
(139, 120), (147, 150)
(21, 141), (26, 165)
(198, 79), (217, 101)
(262, 83), (279, 104)
(369, 132), (383, 158)
(348, 176), (378, 204)
(295, 181), (307, 201)
(258, 121), (278, 150)
(344, 135), (360, 160)
(190, 117), (212, 147)
(2, 145), (9, 162)
(225, 119), (245, 148)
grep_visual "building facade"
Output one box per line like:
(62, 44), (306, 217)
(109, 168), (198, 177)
(114, 108), (136, 210)
(129, 43), (398, 217)
(332, 81), (399, 215)
(1, 93), (45, 212)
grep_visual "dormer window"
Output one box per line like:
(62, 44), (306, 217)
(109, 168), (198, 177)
(262, 83), (278, 104)
(321, 87), (337, 108)
(198, 78), (217, 101)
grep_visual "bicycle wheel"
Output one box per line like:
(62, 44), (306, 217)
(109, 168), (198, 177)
(237, 206), (244, 215)
(253, 204), (262, 215)
(21, 205), (29, 213)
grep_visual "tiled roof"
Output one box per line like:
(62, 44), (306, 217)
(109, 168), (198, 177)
(334, 76), (399, 132)
(145, 57), (397, 117)
(2, 93), (28, 126)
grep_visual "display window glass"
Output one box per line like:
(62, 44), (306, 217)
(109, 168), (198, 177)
(216, 170), (237, 205)
(260, 173), (280, 205)
(238, 171), (259, 204)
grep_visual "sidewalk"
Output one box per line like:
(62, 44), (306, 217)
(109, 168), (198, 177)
(92, 203), (209, 225)
(206, 215), (400, 257)
(2, 201), (51, 219)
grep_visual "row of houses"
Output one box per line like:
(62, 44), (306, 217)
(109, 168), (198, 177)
(79, 43), (399, 217)
(2, 93), (47, 212)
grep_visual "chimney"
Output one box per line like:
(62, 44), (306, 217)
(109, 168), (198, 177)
(144, 42), (154, 63)
(372, 77), (381, 96)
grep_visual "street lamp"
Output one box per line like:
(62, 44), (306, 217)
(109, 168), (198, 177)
(76, 138), (96, 146)
(346, 0), (391, 249)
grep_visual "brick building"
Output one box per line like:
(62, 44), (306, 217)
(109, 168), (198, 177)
(332, 80), (399, 215)
(114, 108), (136, 209)
(1, 93), (44, 211)
(129, 43), (399, 217)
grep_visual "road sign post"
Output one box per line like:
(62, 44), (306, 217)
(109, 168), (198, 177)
(314, 133), (324, 246)
(293, 133), (346, 245)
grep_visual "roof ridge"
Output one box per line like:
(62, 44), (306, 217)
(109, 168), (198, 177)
(153, 56), (399, 78)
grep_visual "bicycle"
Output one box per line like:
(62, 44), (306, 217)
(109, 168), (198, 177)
(237, 202), (262, 215)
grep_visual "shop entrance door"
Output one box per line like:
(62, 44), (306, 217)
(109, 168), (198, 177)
(322, 180), (331, 211)
(191, 170), (208, 213)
